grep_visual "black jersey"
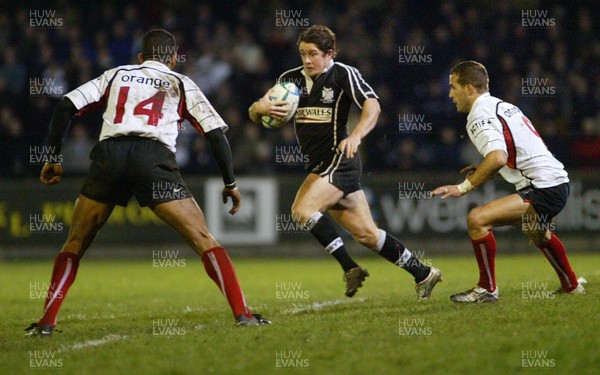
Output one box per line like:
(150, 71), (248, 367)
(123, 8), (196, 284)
(278, 61), (378, 170)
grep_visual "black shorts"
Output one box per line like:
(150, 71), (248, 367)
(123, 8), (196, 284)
(80, 136), (191, 208)
(518, 183), (569, 223)
(311, 152), (362, 196)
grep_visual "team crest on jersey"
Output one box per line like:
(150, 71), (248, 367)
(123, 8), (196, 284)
(321, 87), (334, 104)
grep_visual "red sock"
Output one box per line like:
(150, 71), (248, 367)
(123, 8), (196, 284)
(201, 247), (252, 318)
(537, 233), (578, 291)
(471, 232), (497, 292)
(39, 252), (80, 326)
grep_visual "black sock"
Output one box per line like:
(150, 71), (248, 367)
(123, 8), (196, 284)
(308, 214), (359, 272)
(378, 233), (430, 282)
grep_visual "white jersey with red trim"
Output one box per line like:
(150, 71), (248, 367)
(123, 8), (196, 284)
(65, 60), (226, 152)
(466, 93), (568, 190)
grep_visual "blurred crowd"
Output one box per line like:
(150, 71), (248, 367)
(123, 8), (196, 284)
(1, 0), (599, 178)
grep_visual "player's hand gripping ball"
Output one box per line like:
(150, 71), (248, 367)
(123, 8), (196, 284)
(261, 82), (300, 129)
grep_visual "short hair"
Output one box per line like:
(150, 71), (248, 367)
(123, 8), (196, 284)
(451, 61), (489, 93)
(297, 25), (337, 57)
(141, 29), (176, 62)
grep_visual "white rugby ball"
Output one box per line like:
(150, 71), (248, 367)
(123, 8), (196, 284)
(261, 82), (300, 129)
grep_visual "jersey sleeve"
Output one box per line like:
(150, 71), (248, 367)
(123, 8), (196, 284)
(64, 68), (117, 115)
(180, 76), (228, 136)
(467, 115), (507, 157)
(338, 64), (378, 109)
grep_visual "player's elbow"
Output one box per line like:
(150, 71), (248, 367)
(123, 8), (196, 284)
(490, 150), (507, 169)
(248, 104), (262, 124)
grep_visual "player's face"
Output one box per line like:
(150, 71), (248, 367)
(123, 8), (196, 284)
(299, 42), (333, 78)
(449, 74), (471, 113)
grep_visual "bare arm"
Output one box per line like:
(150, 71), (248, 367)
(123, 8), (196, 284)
(432, 150), (507, 199)
(338, 98), (380, 158)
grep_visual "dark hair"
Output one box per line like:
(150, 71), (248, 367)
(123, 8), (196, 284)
(141, 29), (176, 62)
(450, 61), (489, 92)
(297, 25), (337, 57)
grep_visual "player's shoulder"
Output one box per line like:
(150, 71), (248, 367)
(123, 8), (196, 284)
(496, 98), (523, 118)
(468, 93), (501, 120)
(278, 65), (303, 80)
(333, 61), (360, 76)
(97, 64), (137, 79)
(100, 63), (163, 80)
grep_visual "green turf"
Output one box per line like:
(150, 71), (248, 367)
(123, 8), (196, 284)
(1, 254), (598, 375)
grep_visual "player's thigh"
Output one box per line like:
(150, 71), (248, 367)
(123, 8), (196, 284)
(328, 190), (379, 246)
(151, 197), (218, 251)
(64, 194), (114, 253)
(469, 193), (531, 228)
(292, 173), (344, 217)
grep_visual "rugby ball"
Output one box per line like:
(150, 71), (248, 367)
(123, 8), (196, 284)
(261, 82), (300, 129)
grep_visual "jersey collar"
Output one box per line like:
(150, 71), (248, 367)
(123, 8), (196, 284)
(469, 92), (491, 114)
(142, 60), (170, 70)
(301, 59), (334, 81)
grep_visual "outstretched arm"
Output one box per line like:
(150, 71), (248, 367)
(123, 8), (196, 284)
(432, 150), (507, 199)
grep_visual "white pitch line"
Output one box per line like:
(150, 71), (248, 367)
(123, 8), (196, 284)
(59, 334), (128, 353)
(283, 298), (366, 314)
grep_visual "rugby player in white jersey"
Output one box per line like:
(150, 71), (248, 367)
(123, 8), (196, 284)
(433, 61), (585, 303)
(26, 29), (269, 336)
(249, 25), (442, 300)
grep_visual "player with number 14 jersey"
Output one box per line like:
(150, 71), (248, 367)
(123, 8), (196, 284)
(66, 59), (226, 152)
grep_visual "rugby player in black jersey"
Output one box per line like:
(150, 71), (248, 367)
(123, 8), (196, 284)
(249, 25), (442, 299)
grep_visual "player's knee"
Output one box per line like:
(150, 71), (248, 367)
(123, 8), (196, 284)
(290, 204), (309, 225)
(467, 207), (485, 230)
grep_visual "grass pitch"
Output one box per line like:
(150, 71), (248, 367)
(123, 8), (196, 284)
(1, 254), (598, 375)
